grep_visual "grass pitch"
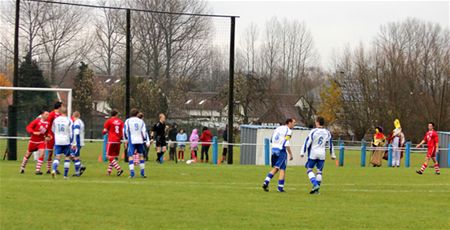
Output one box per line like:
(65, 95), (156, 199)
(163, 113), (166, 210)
(0, 141), (449, 229)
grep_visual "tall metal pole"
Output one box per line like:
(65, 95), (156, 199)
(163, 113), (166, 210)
(125, 9), (131, 119)
(124, 9), (131, 163)
(227, 17), (235, 164)
(437, 73), (448, 130)
(7, 0), (20, 161)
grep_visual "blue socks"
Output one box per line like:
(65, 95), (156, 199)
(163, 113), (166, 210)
(129, 160), (135, 177)
(264, 173), (274, 185)
(52, 159), (59, 172)
(278, 179), (285, 191)
(64, 160), (70, 177)
(307, 170), (319, 187)
(139, 160), (145, 176)
(74, 159), (81, 174)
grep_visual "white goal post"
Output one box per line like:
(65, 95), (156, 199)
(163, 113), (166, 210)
(0, 86), (72, 116)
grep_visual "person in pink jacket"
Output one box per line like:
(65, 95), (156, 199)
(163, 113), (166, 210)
(189, 129), (199, 162)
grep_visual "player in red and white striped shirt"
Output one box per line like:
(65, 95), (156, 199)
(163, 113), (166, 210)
(102, 110), (124, 176)
(20, 110), (50, 174)
(416, 122), (440, 175)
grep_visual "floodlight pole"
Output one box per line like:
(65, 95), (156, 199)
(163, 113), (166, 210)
(227, 17), (236, 164)
(7, 0), (20, 161)
(125, 9), (131, 119)
(124, 9), (131, 163)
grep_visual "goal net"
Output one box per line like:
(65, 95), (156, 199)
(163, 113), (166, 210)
(0, 86), (72, 134)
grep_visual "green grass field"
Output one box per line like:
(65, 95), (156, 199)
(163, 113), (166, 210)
(0, 141), (449, 229)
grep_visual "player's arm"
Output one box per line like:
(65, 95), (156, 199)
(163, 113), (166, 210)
(123, 121), (129, 141)
(435, 133), (439, 152)
(329, 132), (336, 160)
(69, 121), (76, 148)
(26, 120), (40, 135)
(285, 130), (293, 160)
(142, 122), (150, 147)
(73, 122), (81, 146)
(102, 120), (109, 135)
(150, 123), (156, 142)
(416, 137), (426, 148)
(286, 146), (293, 160)
(300, 131), (313, 157)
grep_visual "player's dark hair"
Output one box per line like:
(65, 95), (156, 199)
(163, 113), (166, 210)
(130, 108), (139, 117)
(428, 122), (435, 127)
(110, 109), (118, 117)
(316, 116), (325, 126)
(39, 109), (48, 115)
(54, 101), (63, 109)
(285, 118), (294, 125)
(202, 127), (208, 131)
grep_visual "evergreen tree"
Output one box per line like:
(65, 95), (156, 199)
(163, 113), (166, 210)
(16, 53), (55, 134)
(73, 62), (94, 130)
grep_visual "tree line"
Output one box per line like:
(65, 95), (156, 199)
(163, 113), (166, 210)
(0, 1), (448, 141)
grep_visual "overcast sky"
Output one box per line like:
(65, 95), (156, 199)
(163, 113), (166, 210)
(207, 0), (450, 68)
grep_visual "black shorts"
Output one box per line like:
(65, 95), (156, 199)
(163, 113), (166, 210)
(156, 138), (167, 147)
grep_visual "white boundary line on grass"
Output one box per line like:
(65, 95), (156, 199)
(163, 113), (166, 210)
(1, 136), (448, 151)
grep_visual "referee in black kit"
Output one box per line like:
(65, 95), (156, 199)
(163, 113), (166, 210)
(151, 113), (167, 163)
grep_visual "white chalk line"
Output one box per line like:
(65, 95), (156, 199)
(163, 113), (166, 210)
(2, 178), (449, 193)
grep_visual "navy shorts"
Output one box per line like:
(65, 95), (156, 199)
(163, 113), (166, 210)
(70, 146), (82, 157)
(305, 159), (325, 171)
(271, 149), (287, 170)
(54, 145), (71, 157)
(127, 144), (145, 157)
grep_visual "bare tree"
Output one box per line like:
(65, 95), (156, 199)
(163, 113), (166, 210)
(240, 22), (259, 74)
(38, 2), (91, 85)
(335, 18), (450, 140)
(88, 0), (124, 76)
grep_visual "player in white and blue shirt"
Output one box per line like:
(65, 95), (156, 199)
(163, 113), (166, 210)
(262, 119), (296, 192)
(51, 108), (76, 179)
(300, 116), (336, 194)
(70, 111), (86, 177)
(124, 109), (150, 178)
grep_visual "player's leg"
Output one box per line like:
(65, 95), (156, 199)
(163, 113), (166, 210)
(35, 144), (46, 174)
(133, 152), (139, 166)
(46, 150), (53, 172)
(315, 160), (325, 187)
(262, 150), (280, 191)
(431, 156), (440, 175)
(138, 146), (146, 178)
(21, 142), (37, 173)
(51, 147), (62, 178)
(306, 159), (320, 193)
(275, 151), (288, 192)
(127, 144), (136, 178)
(72, 156), (81, 176)
(20, 151), (32, 173)
(63, 148), (71, 178)
(417, 156), (430, 174)
(79, 155), (86, 176)
(46, 137), (55, 173)
(71, 147), (81, 176)
(262, 167), (278, 192)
